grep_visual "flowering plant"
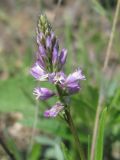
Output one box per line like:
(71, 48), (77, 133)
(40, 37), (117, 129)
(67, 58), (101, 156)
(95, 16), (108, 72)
(30, 15), (85, 160)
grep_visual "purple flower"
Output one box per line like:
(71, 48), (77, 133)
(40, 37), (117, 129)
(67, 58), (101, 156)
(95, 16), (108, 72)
(65, 69), (85, 85)
(44, 102), (64, 117)
(35, 54), (45, 70)
(62, 69), (85, 94)
(67, 83), (80, 94)
(49, 69), (85, 85)
(30, 15), (86, 118)
(49, 72), (66, 84)
(46, 36), (52, 49)
(52, 41), (59, 65)
(38, 45), (46, 57)
(48, 69), (85, 95)
(30, 61), (48, 81)
(58, 49), (67, 70)
(51, 32), (55, 40)
(33, 87), (55, 100)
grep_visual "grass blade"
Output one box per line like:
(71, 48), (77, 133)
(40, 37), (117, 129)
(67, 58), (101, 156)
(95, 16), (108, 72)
(95, 107), (107, 160)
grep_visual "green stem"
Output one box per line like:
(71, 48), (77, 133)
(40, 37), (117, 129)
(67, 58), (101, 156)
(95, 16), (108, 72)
(65, 109), (86, 160)
(56, 85), (85, 160)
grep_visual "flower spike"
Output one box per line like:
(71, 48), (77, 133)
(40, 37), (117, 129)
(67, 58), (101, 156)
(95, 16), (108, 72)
(30, 14), (85, 117)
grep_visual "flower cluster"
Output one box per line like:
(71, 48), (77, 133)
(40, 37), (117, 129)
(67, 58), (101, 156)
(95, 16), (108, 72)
(30, 15), (85, 117)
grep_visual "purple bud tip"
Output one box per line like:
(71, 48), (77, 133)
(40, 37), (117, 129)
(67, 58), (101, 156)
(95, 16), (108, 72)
(58, 49), (67, 70)
(38, 45), (46, 57)
(46, 36), (52, 49)
(52, 46), (59, 65)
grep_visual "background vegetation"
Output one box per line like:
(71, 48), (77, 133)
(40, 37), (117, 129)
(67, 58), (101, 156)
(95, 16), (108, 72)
(0, 0), (120, 159)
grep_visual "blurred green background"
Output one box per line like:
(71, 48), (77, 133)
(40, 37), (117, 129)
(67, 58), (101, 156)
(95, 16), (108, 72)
(0, 0), (120, 160)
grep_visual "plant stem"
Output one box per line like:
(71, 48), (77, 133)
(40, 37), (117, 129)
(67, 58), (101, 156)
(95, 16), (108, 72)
(103, 0), (120, 72)
(90, 1), (120, 160)
(65, 109), (86, 160)
(56, 85), (85, 160)
(90, 98), (103, 160)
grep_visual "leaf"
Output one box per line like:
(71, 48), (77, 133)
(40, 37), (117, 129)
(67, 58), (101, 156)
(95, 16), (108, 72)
(87, 135), (91, 160)
(35, 136), (64, 160)
(28, 143), (41, 160)
(35, 119), (71, 140)
(95, 107), (107, 160)
(0, 76), (35, 118)
(54, 143), (64, 160)
(61, 143), (73, 160)
(35, 136), (55, 146)
(71, 85), (99, 128)
(92, 0), (106, 16)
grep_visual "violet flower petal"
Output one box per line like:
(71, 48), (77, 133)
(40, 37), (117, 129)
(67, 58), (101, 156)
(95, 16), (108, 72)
(30, 61), (48, 81)
(44, 102), (64, 117)
(46, 36), (52, 49)
(52, 47), (58, 65)
(66, 69), (85, 84)
(33, 87), (55, 100)
(49, 72), (66, 84)
(35, 53), (45, 69)
(59, 49), (67, 69)
(67, 84), (80, 94)
(50, 31), (55, 40)
(52, 41), (59, 65)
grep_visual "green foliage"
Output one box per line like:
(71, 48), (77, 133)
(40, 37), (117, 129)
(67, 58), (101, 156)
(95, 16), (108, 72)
(0, 3), (120, 159)
(95, 107), (107, 160)
(87, 135), (91, 160)
(71, 85), (98, 128)
(28, 143), (41, 160)
(35, 136), (64, 160)
(92, 0), (107, 16)
(0, 76), (35, 118)
(4, 131), (22, 160)
(61, 143), (73, 160)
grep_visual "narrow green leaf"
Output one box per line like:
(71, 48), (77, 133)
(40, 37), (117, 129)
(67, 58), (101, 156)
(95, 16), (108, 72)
(28, 143), (41, 160)
(92, 0), (106, 16)
(87, 135), (90, 160)
(35, 136), (55, 146)
(61, 143), (73, 160)
(95, 107), (107, 160)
